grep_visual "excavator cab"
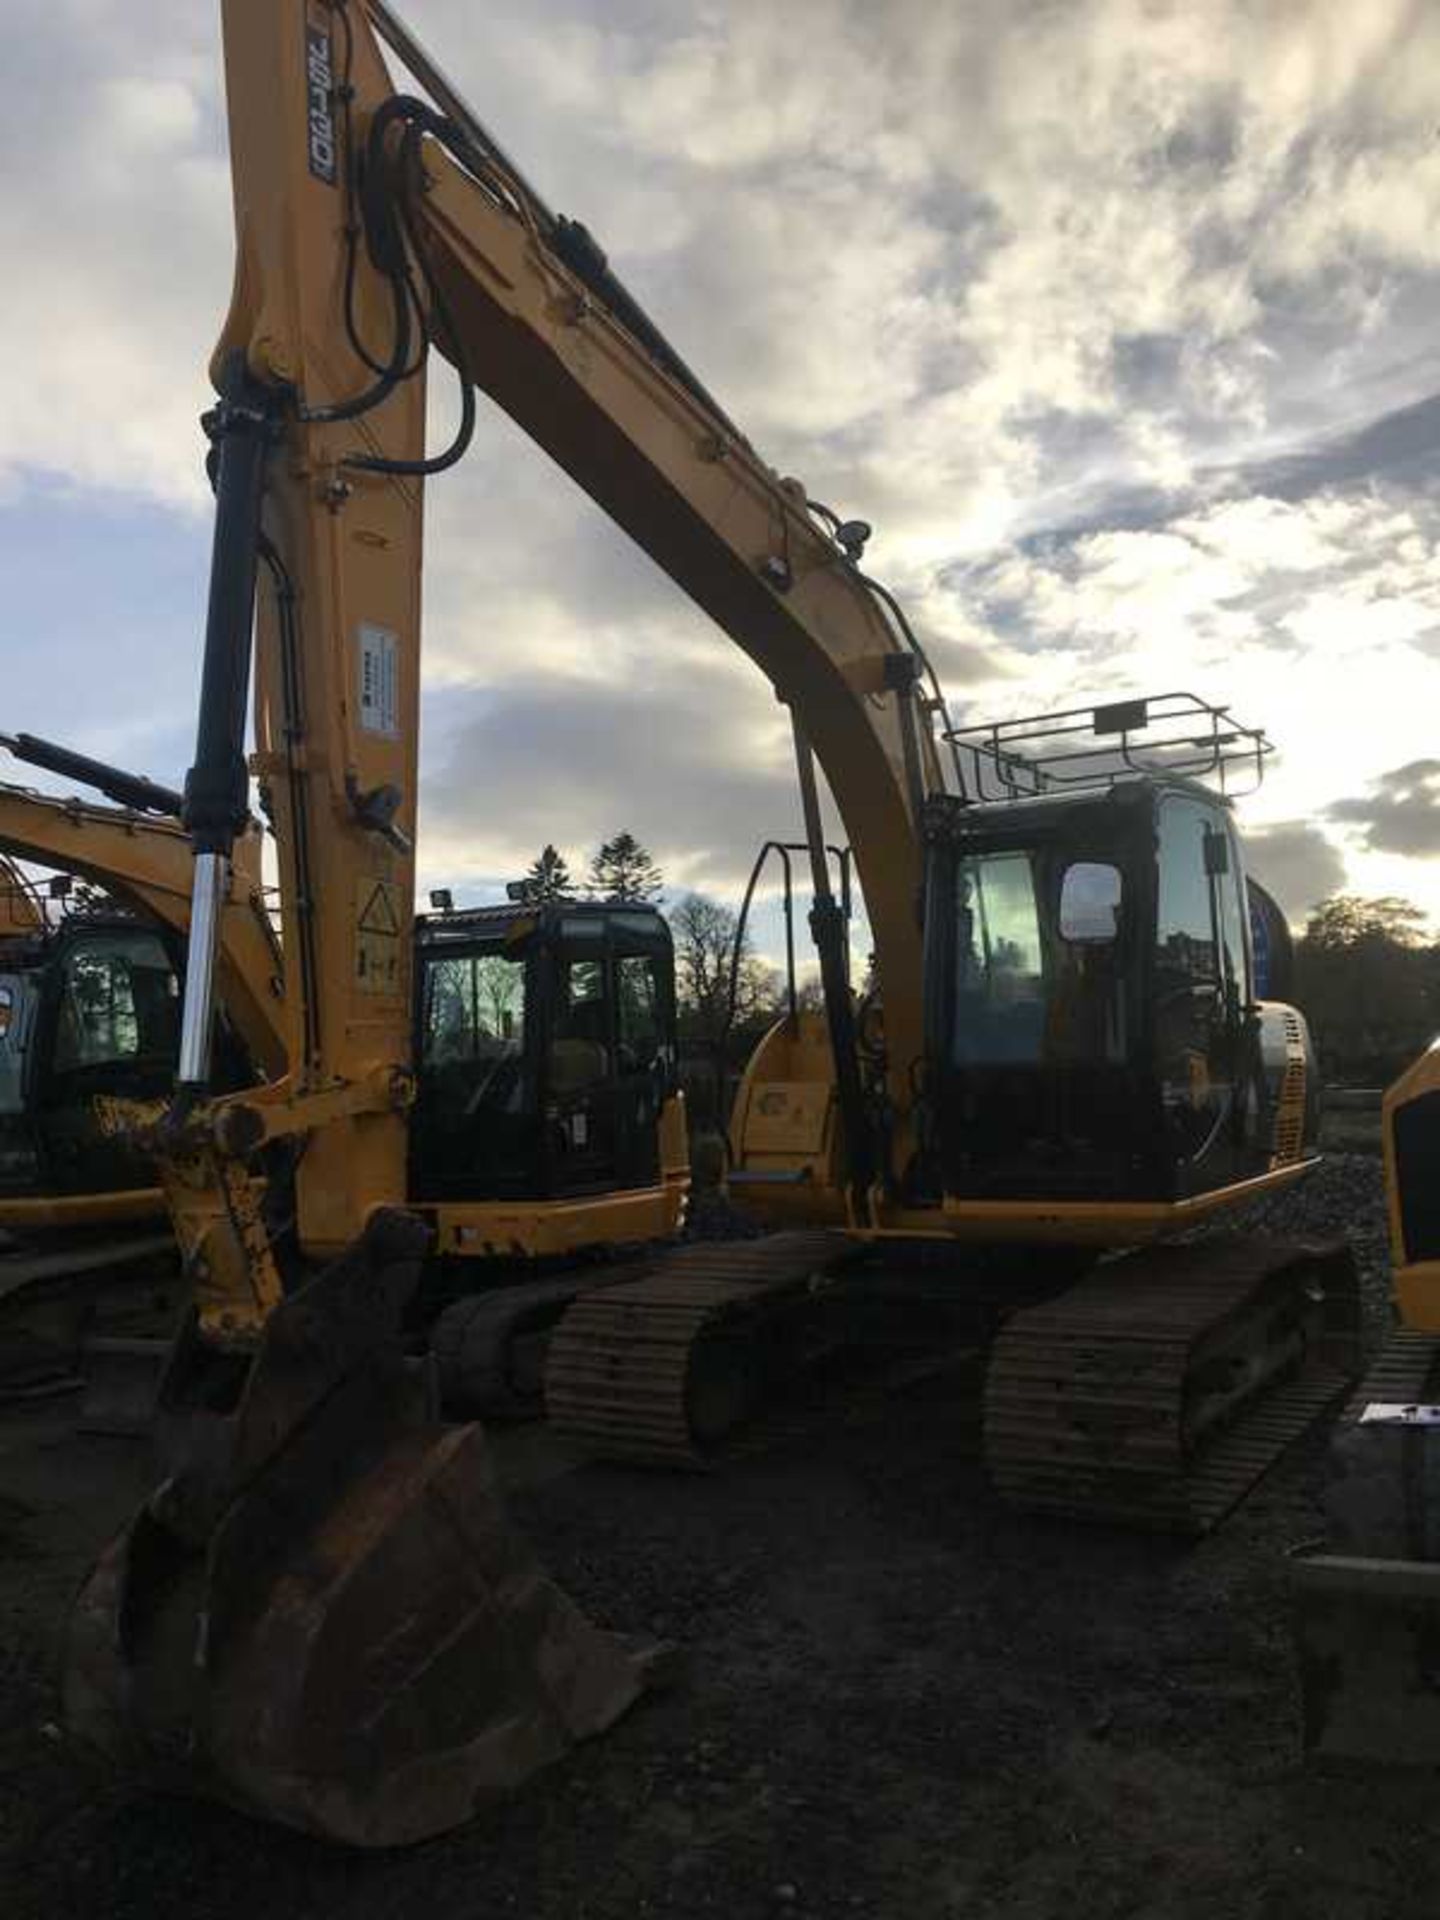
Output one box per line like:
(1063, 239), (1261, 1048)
(10, 917), (181, 1196)
(921, 775), (1318, 1212)
(411, 902), (678, 1204)
(1, 909), (252, 1208)
(904, 695), (1319, 1229)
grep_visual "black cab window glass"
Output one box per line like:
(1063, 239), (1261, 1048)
(1155, 797), (1220, 985)
(0, 975), (35, 1116)
(616, 954), (664, 1071)
(953, 852), (1047, 1064)
(423, 952), (526, 1063)
(53, 931), (178, 1072)
(1214, 827), (1249, 999)
(552, 958), (609, 1092)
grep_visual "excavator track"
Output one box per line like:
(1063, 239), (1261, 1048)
(984, 1235), (1363, 1534)
(544, 1230), (861, 1465)
(429, 1262), (652, 1417)
(1335, 1323), (1440, 1419)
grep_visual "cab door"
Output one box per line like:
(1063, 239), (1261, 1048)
(543, 925), (675, 1197)
(611, 948), (670, 1191)
(412, 940), (538, 1200)
(545, 927), (618, 1195)
(33, 924), (181, 1193)
(1152, 794), (1249, 1193)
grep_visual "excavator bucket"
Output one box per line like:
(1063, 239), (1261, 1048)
(63, 1210), (651, 1846)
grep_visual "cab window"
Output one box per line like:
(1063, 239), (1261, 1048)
(421, 949), (528, 1121)
(1155, 797), (1221, 986)
(423, 951), (526, 1063)
(616, 953), (666, 1073)
(551, 958), (609, 1092)
(952, 851), (1047, 1064)
(1214, 827), (1250, 1000)
(52, 930), (179, 1072)
(0, 974), (36, 1116)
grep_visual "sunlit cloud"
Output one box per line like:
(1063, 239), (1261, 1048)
(0, 0), (1437, 948)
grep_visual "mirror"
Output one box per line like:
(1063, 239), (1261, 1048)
(1059, 862), (1123, 943)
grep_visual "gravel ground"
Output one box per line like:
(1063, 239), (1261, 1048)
(3, 1151), (1435, 1920)
(1233, 1151), (1393, 1341)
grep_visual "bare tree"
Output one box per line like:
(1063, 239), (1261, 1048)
(672, 891), (778, 1045)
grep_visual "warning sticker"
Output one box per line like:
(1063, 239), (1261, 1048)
(358, 624), (399, 738)
(358, 880), (401, 935)
(355, 878), (402, 996)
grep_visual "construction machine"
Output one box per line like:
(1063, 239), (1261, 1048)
(1291, 1043), (1440, 1763)
(0, 736), (286, 1198)
(56, 0), (1357, 1845)
(0, 737), (686, 1414)
(0, 748), (284, 1404)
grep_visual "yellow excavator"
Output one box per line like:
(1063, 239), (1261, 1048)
(0, 748), (283, 1403)
(0, 736), (286, 1173)
(0, 735), (685, 1416)
(56, 0), (1359, 1846)
(1292, 1044), (1440, 1761)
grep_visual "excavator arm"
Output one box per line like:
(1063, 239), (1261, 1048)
(65, 0), (694, 1838)
(92, 0), (952, 1323)
(200, 0), (949, 1241)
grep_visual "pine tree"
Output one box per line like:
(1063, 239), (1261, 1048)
(515, 843), (575, 904)
(589, 830), (664, 904)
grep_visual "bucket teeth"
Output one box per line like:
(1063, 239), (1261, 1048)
(63, 1209), (649, 1847)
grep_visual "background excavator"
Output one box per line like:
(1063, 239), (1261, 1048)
(0, 731), (284, 1203)
(0, 730), (687, 1417)
(0, 739), (283, 1408)
(55, 0), (1361, 1848)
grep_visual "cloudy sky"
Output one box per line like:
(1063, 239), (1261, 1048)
(2, 0), (1438, 940)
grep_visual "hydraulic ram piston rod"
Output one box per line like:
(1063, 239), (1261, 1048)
(176, 354), (281, 1091)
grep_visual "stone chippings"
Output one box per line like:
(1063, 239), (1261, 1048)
(1237, 1152), (1393, 1344)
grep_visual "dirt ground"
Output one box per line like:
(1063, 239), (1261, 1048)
(3, 1182), (1437, 1919)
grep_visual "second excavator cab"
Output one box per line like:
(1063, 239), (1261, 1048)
(410, 900), (678, 1209)
(1, 904), (252, 1210)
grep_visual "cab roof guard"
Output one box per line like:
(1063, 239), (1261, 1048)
(944, 691), (1271, 804)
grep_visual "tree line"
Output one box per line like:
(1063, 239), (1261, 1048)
(1291, 894), (1439, 1085)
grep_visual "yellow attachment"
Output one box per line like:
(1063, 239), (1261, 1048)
(727, 1011), (848, 1229)
(96, 1096), (282, 1342)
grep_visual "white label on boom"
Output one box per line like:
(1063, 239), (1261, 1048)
(358, 624), (399, 738)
